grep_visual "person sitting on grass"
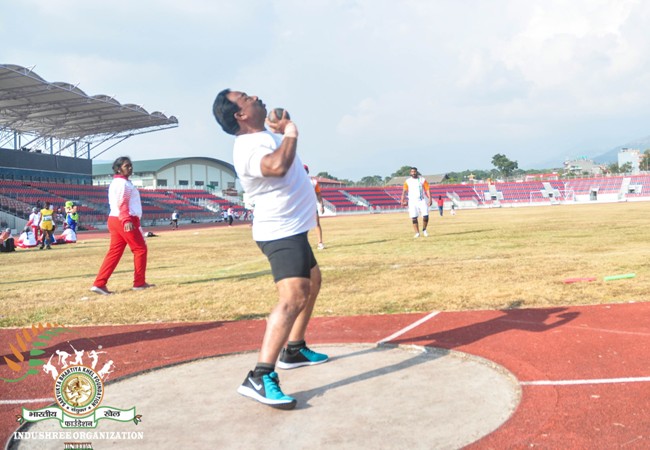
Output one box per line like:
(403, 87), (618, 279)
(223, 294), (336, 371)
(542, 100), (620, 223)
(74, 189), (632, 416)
(0, 228), (15, 252)
(16, 226), (37, 248)
(55, 224), (77, 244)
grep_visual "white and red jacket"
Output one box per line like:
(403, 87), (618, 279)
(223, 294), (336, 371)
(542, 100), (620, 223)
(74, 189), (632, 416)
(108, 175), (142, 224)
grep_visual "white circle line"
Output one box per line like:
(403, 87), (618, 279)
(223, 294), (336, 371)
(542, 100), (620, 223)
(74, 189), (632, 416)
(521, 376), (650, 386)
(377, 311), (440, 344)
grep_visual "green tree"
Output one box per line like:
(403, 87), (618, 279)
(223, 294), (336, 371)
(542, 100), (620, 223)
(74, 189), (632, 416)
(641, 149), (650, 171)
(444, 169), (493, 183)
(316, 171), (338, 180)
(491, 154), (519, 178)
(391, 166), (413, 177)
(358, 175), (383, 186)
(619, 162), (633, 174)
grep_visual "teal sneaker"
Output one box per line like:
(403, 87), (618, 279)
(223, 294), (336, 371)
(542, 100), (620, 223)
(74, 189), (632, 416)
(276, 346), (329, 370)
(237, 371), (296, 410)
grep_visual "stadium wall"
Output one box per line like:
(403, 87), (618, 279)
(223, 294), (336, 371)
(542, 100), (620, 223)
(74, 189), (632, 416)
(0, 148), (92, 184)
(0, 210), (27, 233)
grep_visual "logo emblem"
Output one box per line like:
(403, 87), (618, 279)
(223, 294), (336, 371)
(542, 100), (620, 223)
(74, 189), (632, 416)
(15, 343), (140, 429)
(55, 366), (104, 417)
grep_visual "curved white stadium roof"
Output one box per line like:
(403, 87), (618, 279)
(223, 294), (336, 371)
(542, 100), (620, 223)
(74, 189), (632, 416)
(0, 64), (178, 154)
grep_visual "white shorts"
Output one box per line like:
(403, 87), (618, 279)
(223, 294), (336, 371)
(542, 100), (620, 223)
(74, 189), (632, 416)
(409, 199), (429, 218)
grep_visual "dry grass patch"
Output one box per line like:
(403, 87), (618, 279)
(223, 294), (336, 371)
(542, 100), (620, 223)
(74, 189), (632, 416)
(1, 201), (649, 327)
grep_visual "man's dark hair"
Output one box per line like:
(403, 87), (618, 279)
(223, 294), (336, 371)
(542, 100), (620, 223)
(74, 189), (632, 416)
(112, 156), (131, 174)
(213, 89), (240, 135)
(410, 167), (418, 171)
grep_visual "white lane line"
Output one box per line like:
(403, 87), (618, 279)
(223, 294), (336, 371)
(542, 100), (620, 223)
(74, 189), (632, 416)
(0, 398), (52, 405)
(377, 311), (440, 344)
(521, 376), (650, 386)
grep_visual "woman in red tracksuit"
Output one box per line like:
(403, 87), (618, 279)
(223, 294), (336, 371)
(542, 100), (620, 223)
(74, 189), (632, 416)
(90, 156), (154, 295)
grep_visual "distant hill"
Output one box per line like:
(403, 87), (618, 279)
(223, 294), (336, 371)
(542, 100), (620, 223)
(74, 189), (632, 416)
(592, 136), (650, 164)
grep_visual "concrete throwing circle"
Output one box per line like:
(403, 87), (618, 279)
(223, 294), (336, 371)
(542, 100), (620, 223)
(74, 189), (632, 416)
(13, 344), (521, 449)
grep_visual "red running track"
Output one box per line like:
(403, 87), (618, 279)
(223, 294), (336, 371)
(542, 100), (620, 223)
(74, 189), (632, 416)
(1, 302), (648, 448)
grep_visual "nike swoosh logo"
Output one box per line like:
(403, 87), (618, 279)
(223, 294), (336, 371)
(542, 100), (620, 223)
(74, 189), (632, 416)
(249, 378), (262, 391)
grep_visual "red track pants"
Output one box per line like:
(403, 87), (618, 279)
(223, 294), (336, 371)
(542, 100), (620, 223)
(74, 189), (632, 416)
(93, 216), (148, 288)
(30, 225), (40, 242)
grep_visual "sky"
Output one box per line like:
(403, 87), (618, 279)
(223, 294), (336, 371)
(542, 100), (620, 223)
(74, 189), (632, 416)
(3, 0), (650, 181)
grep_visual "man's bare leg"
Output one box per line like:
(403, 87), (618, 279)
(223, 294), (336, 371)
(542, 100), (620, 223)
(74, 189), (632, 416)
(412, 218), (420, 235)
(258, 276), (311, 364)
(277, 265), (328, 369)
(288, 265), (321, 342)
(315, 214), (325, 249)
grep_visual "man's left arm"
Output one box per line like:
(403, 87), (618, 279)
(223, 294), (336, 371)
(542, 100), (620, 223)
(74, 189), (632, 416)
(424, 181), (432, 206)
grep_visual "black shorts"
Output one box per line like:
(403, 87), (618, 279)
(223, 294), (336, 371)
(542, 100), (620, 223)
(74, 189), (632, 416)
(257, 232), (317, 282)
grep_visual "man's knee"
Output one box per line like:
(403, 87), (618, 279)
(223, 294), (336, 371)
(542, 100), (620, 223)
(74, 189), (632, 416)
(277, 277), (311, 309)
(310, 265), (322, 291)
(411, 217), (418, 224)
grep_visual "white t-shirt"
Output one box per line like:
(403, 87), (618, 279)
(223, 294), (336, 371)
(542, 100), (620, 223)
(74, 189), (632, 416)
(404, 176), (428, 203)
(233, 130), (316, 241)
(18, 231), (37, 247)
(60, 228), (77, 243)
(29, 212), (40, 227)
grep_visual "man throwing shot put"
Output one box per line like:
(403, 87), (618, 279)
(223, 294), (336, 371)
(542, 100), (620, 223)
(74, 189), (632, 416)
(401, 167), (432, 238)
(213, 89), (328, 410)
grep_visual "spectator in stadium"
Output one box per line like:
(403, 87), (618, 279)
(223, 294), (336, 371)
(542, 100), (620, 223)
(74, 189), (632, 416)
(304, 164), (325, 250)
(38, 202), (55, 249)
(27, 207), (41, 243)
(400, 167), (432, 238)
(170, 210), (179, 229)
(55, 207), (65, 226)
(436, 195), (445, 216)
(0, 228), (15, 252)
(213, 88), (328, 410)
(90, 156), (153, 295)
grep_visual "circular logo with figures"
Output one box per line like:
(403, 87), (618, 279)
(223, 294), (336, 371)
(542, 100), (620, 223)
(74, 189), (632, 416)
(54, 365), (104, 416)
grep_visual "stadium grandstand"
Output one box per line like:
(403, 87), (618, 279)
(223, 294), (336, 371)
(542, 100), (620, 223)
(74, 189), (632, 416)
(3, 64), (650, 232)
(0, 64), (244, 231)
(317, 174), (650, 215)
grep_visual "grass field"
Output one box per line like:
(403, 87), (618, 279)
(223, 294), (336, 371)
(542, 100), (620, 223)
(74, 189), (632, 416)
(2, 201), (649, 328)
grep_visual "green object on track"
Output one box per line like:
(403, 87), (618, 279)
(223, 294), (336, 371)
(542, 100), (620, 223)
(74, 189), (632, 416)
(603, 273), (636, 281)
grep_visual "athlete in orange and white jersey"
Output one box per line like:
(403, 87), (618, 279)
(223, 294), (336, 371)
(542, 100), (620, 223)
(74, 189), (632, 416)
(400, 167), (431, 238)
(304, 165), (325, 249)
